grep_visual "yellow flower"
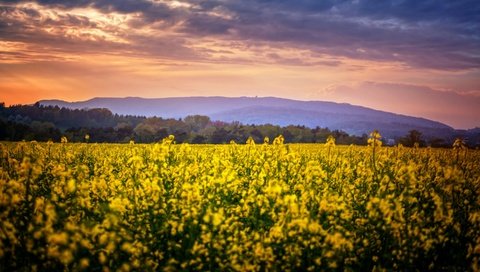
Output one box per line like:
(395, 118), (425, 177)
(80, 258), (89, 269)
(326, 135), (336, 147)
(246, 137), (255, 145)
(368, 130), (382, 147)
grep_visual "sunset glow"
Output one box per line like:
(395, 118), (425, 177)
(1, 0), (479, 128)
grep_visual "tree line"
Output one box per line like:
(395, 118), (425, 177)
(0, 102), (476, 147)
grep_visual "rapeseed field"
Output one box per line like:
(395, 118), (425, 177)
(1, 135), (479, 271)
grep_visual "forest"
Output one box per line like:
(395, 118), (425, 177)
(0, 102), (473, 147)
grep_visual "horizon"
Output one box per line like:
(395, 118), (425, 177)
(1, 0), (479, 129)
(3, 93), (479, 130)
(21, 95), (473, 130)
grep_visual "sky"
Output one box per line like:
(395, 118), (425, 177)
(0, 0), (479, 129)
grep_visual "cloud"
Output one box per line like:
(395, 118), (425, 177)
(0, 0), (478, 69)
(218, 0), (480, 70)
(0, 2), (202, 64)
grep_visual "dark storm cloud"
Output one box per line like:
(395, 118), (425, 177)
(182, 13), (233, 36)
(207, 0), (480, 69)
(171, 0), (479, 69)
(348, 0), (480, 24)
(0, 0), (479, 69)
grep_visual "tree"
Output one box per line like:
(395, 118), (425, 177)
(429, 137), (447, 148)
(184, 115), (211, 132)
(191, 134), (207, 144)
(398, 130), (425, 147)
(134, 123), (157, 143)
(210, 128), (229, 144)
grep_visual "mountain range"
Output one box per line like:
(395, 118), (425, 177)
(39, 96), (456, 139)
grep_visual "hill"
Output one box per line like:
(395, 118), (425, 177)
(39, 96), (454, 139)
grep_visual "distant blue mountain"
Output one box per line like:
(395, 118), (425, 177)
(38, 96), (454, 139)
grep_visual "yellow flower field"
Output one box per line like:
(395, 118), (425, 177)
(1, 136), (479, 271)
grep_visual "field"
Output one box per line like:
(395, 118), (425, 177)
(1, 136), (479, 271)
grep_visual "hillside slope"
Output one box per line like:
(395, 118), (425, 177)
(39, 96), (454, 139)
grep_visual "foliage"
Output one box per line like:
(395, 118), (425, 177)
(0, 104), (368, 145)
(397, 130), (426, 147)
(1, 137), (479, 271)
